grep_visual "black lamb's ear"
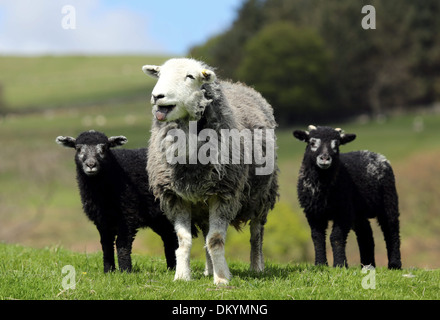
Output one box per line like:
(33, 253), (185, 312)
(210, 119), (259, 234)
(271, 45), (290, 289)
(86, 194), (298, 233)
(293, 130), (309, 143)
(56, 136), (76, 149)
(340, 133), (356, 145)
(108, 136), (128, 148)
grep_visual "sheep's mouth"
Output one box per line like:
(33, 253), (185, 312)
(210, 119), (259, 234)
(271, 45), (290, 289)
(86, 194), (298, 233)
(156, 105), (176, 121)
(317, 160), (332, 170)
(84, 167), (99, 176)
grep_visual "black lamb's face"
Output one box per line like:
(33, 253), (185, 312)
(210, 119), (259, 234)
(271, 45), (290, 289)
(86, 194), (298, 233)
(293, 126), (356, 170)
(75, 143), (107, 176)
(308, 128), (341, 169)
(56, 130), (127, 176)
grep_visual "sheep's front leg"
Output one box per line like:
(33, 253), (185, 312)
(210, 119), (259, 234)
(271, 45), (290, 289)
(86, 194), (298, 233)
(173, 210), (192, 281)
(201, 223), (213, 276)
(206, 197), (231, 285)
(98, 228), (116, 273)
(116, 229), (135, 272)
(330, 222), (350, 268)
(307, 216), (328, 266)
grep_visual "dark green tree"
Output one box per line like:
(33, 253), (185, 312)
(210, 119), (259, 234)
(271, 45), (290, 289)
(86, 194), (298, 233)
(189, 0), (440, 123)
(237, 22), (332, 124)
(189, 0), (264, 79)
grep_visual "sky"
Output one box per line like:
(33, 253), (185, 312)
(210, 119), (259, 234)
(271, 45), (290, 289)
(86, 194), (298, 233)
(0, 0), (243, 55)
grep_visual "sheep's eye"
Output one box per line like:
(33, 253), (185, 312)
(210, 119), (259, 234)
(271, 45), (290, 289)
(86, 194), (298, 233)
(186, 74), (195, 80)
(97, 145), (106, 156)
(309, 138), (321, 151)
(331, 140), (339, 152)
(78, 150), (86, 160)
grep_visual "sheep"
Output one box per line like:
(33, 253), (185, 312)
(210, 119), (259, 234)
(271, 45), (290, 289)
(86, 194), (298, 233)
(293, 125), (401, 269)
(142, 58), (279, 284)
(56, 130), (179, 272)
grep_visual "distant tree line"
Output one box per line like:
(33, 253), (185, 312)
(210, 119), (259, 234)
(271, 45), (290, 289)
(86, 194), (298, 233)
(189, 0), (440, 125)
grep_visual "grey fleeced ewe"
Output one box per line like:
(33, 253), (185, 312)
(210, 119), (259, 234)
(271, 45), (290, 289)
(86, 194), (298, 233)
(142, 58), (279, 284)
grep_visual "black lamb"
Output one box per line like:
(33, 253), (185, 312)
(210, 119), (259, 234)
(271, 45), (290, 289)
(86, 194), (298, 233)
(293, 125), (401, 269)
(56, 130), (178, 272)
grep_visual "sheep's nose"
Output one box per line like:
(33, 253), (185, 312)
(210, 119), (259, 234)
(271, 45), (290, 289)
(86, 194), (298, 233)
(85, 159), (97, 168)
(319, 154), (330, 161)
(152, 94), (165, 103)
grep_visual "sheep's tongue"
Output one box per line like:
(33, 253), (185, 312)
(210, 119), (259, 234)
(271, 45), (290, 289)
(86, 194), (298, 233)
(156, 110), (167, 121)
(156, 106), (170, 121)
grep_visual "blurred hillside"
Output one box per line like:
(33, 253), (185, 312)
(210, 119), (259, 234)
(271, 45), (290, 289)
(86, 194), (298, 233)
(0, 56), (169, 113)
(190, 0), (440, 125)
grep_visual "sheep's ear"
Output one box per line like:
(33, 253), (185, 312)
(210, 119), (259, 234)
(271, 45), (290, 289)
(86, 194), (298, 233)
(340, 133), (356, 145)
(142, 65), (160, 78)
(199, 69), (216, 83)
(108, 136), (128, 148)
(293, 130), (309, 143)
(56, 136), (76, 148)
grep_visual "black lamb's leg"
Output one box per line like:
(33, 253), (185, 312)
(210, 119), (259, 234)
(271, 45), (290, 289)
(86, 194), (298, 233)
(98, 228), (116, 273)
(116, 230), (135, 272)
(378, 173), (402, 269)
(162, 232), (178, 270)
(330, 221), (350, 268)
(377, 210), (402, 269)
(378, 181), (402, 270)
(308, 216), (328, 266)
(354, 218), (376, 267)
(150, 216), (179, 270)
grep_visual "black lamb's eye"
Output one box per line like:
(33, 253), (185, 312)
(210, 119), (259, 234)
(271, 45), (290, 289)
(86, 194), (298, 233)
(186, 74), (195, 80)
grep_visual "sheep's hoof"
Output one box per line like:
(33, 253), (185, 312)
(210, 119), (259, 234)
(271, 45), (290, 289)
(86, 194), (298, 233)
(213, 270), (231, 285)
(250, 263), (264, 273)
(174, 273), (191, 281)
(388, 261), (402, 270)
(213, 277), (230, 286)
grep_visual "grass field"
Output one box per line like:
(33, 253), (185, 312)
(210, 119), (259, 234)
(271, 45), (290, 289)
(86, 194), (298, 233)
(0, 56), (440, 300)
(1, 243), (439, 300)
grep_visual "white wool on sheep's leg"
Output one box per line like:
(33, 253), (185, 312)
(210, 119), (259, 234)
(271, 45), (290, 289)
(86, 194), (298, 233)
(203, 246), (213, 276)
(206, 197), (231, 285)
(174, 214), (192, 281)
(201, 224), (213, 276)
(250, 219), (265, 272)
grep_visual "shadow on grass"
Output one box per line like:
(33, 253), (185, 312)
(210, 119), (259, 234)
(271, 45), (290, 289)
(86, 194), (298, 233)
(222, 262), (325, 280)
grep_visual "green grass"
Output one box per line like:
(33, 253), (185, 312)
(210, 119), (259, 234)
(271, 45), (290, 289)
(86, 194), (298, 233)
(1, 243), (438, 300)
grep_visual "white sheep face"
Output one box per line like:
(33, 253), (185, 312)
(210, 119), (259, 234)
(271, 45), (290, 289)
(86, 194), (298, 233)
(142, 58), (216, 122)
